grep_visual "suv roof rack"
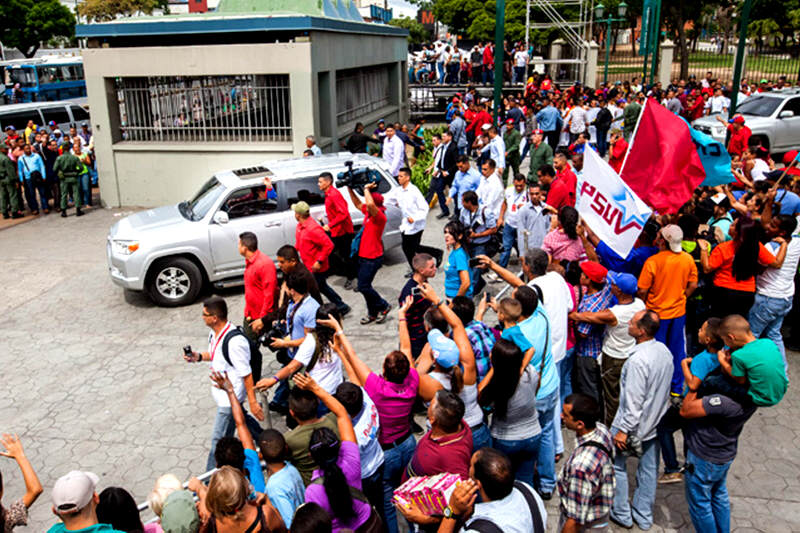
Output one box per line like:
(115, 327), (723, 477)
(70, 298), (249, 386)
(232, 166), (272, 178)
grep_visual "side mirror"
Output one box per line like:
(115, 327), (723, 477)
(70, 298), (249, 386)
(213, 211), (229, 224)
(780, 110), (795, 119)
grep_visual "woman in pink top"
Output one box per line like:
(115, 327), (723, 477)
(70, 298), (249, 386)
(542, 206), (586, 262)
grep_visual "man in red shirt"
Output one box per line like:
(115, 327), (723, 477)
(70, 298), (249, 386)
(238, 231), (278, 338)
(293, 201), (350, 316)
(716, 114), (751, 159)
(547, 152), (576, 208)
(347, 182), (391, 324)
(466, 102), (493, 138)
(318, 171), (356, 289)
(608, 128), (628, 174)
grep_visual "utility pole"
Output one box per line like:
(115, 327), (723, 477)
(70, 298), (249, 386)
(493, 0), (505, 125)
(726, 0), (753, 146)
(525, 0), (530, 82)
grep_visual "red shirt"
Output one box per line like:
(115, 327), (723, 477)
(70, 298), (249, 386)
(609, 138), (628, 173)
(243, 250), (277, 320)
(547, 177), (573, 210)
(727, 124), (751, 157)
(358, 205), (387, 259)
(482, 46), (494, 67)
(403, 421), (473, 481)
(324, 187), (354, 237)
(296, 217), (335, 272)
(689, 99), (705, 121)
(466, 110), (492, 134)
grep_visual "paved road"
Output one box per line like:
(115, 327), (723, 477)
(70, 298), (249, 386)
(0, 206), (798, 532)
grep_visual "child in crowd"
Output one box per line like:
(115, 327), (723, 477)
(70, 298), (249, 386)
(496, 298), (535, 369)
(258, 430), (306, 529)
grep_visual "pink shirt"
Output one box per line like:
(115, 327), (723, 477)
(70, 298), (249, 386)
(542, 229), (586, 262)
(364, 368), (420, 445)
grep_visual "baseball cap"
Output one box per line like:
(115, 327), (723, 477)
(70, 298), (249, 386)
(291, 201), (310, 215)
(661, 224), (684, 253)
(533, 129), (543, 135)
(4, 125), (15, 131)
(377, 118), (385, 124)
(160, 490), (200, 533)
(452, 97), (459, 103)
(371, 192), (384, 207)
(579, 261), (608, 284)
(710, 192), (727, 205)
(81, 121), (88, 127)
(733, 115), (745, 124)
(52, 471), (99, 513)
(481, 123), (491, 131)
(427, 329), (459, 369)
(607, 271), (638, 295)
(506, 118), (514, 124)
(48, 120), (57, 127)
(760, 78), (768, 84)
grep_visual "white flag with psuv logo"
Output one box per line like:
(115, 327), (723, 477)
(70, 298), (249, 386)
(577, 147), (652, 258)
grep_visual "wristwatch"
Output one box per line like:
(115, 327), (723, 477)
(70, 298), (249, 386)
(443, 506), (460, 520)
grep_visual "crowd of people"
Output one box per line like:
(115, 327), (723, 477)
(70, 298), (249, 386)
(2, 70), (799, 533)
(1, 119), (96, 219)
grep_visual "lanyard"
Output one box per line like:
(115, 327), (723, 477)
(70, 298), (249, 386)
(210, 323), (232, 361)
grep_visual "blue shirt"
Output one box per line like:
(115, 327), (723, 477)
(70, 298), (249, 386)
(244, 448), (266, 493)
(445, 247), (472, 298)
(518, 307), (559, 400)
(684, 350), (721, 395)
(286, 296), (320, 355)
(708, 214), (733, 241)
(449, 167), (481, 210)
(266, 462), (306, 528)
(535, 106), (562, 132)
(595, 241), (659, 277)
(17, 153), (46, 182)
(501, 324), (533, 353)
(776, 189), (800, 216)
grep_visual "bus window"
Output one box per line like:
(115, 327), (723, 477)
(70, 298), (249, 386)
(7, 68), (36, 87)
(42, 106), (71, 127)
(70, 105), (90, 122)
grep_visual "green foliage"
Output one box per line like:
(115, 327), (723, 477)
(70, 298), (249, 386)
(0, 0), (75, 58)
(410, 126), (447, 196)
(78, 0), (170, 22)
(389, 16), (431, 45)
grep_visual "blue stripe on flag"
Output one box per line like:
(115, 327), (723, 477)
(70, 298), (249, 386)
(681, 120), (735, 187)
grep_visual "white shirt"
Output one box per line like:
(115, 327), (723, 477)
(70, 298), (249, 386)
(514, 50), (529, 68)
(566, 106), (588, 134)
(382, 134), (405, 176)
(352, 392), (385, 478)
(757, 237), (800, 298)
(476, 173), (505, 218)
(293, 335), (343, 395)
(502, 186), (528, 228)
(431, 143), (444, 175)
(751, 158), (770, 181)
(529, 272), (573, 362)
(208, 322), (251, 407)
(603, 299), (646, 359)
(384, 182), (429, 235)
(481, 135), (506, 170)
(463, 482), (547, 533)
(309, 144), (322, 156)
(709, 95), (730, 114)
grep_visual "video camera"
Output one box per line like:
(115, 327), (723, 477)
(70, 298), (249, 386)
(258, 321), (286, 353)
(336, 160), (382, 192)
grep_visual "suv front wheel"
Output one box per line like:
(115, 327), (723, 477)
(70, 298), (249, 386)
(147, 257), (203, 307)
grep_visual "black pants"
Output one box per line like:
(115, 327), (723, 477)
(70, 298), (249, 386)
(401, 231), (443, 268)
(709, 286), (755, 319)
(425, 177), (449, 215)
(544, 130), (559, 151)
(330, 233), (357, 280)
(313, 271), (348, 313)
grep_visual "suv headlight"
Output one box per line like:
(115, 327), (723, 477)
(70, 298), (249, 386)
(112, 239), (140, 255)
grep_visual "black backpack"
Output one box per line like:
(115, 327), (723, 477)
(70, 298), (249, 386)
(221, 326), (263, 382)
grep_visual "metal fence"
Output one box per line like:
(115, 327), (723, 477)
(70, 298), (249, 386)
(115, 74), (292, 143)
(336, 65), (390, 125)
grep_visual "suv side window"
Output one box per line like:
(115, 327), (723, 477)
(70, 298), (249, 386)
(781, 97), (800, 116)
(283, 176), (325, 206)
(221, 185), (278, 219)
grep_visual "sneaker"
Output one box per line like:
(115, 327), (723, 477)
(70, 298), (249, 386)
(486, 272), (503, 284)
(339, 305), (351, 317)
(609, 515), (633, 530)
(537, 490), (552, 501)
(436, 212), (450, 219)
(61, 211), (68, 218)
(344, 279), (355, 290)
(375, 305), (392, 324)
(360, 315), (378, 325)
(658, 472), (683, 484)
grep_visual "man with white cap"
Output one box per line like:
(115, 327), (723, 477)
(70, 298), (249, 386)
(48, 471), (125, 533)
(637, 224), (698, 396)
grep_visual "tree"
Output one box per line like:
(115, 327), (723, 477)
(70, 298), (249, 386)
(663, 1), (705, 79)
(0, 0), (75, 57)
(389, 16), (431, 45)
(78, 0), (169, 22)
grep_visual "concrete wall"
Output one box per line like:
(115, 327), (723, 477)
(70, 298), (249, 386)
(83, 33), (407, 207)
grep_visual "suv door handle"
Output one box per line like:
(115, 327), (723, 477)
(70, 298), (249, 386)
(264, 221), (282, 228)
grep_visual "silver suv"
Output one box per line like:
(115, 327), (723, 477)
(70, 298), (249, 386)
(691, 88), (800, 153)
(107, 153), (404, 306)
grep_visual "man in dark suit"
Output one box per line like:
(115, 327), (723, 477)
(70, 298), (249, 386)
(428, 131), (458, 220)
(439, 130), (458, 188)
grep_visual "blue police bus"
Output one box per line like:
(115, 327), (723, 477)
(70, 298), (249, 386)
(3, 56), (86, 103)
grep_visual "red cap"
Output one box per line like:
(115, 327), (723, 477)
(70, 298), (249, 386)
(733, 115), (745, 124)
(506, 118), (514, 124)
(580, 261), (608, 284)
(783, 150), (798, 166)
(452, 97), (459, 103)
(533, 129), (544, 135)
(371, 192), (384, 206)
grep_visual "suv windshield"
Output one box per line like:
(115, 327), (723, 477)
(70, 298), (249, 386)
(182, 177), (225, 221)
(737, 96), (782, 117)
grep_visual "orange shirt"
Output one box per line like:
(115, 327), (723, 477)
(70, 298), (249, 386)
(638, 250), (698, 319)
(709, 241), (775, 292)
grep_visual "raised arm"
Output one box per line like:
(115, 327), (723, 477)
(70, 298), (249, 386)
(318, 314), (372, 385)
(211, 370), (257, 451)
(477, 255), (524, 287)
(294, 373), (356, 444)
(0, 435), (43, 508)
(363, 182), (379, 217)
(347, 186), (364, 212)
(398, 295), (414, 360)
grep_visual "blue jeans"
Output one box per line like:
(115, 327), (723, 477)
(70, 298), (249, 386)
(498, 224), (518, 268)
(684, 450), (732, 533)
(520, 137), (530, 163)
(596, 128), (609, 157)
(206, 404), (263, 472)
(471, 423), (492, 452)
(482, 65), (494, 85)
(492, 433), (542, 487)
(554, 348), (575, 455)
(437, 62), (445, 84)
(611, 435), (659, 530)
(749, 292), (793, 375)
(468, 243), (488, 293)
(22, 179), (48, 212)
(357, 256), (389, 317)
(382, 433), (416, 533)
(534, 389), (558, 492)
(654, 314), (687, 394)
(79, 173), (91, 206)
(313, 271), (348, 314)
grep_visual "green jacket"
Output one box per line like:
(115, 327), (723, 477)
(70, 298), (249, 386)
(53, 152), (83, 180)
(527, 141), (554, 181)
(504, 128), (522, 154)
(0, 153), (17, 183)
(623, 102), (642, 134)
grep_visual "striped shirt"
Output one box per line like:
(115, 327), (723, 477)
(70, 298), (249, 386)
(576, 285), (614, 359)
(557, 424), (615, 525)
(465, 320), (497, 382)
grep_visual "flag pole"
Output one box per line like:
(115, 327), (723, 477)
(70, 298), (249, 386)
(618, 97), (647, 177)
(770, 158), (798, 193)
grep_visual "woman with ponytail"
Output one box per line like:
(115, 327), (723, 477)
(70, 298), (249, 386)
(294, 374), (382, 533)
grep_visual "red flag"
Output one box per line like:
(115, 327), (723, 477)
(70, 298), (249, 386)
(620, 99), (706, 213)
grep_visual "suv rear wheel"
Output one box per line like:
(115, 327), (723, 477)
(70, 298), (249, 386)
(147, 257), (203, 307)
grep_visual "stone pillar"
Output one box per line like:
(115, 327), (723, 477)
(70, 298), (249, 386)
(585, 41), (599, 88)
(659, 39), (674, 87)
(550, 38), (565, 79)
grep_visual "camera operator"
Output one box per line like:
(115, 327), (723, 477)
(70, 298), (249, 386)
(183, 296), (264, 472)
(459, 190), (498, 295)
(238, 232), (278, 339)
(318, 171), (357, 290)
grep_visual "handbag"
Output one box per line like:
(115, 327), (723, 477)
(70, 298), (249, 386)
(20, 158), (44, 187)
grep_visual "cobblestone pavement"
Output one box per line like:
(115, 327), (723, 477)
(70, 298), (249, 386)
(1, 205), (798, 533)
